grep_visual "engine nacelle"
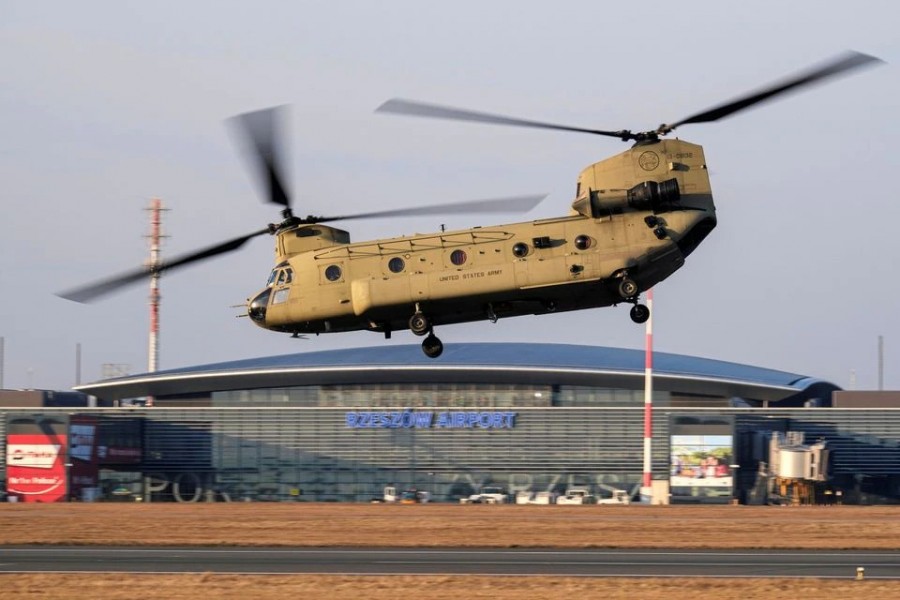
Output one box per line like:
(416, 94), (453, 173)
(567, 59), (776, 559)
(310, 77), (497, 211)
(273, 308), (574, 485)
(571, 178), (681, 218)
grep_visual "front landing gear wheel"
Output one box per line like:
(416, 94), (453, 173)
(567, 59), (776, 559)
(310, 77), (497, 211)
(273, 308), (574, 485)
(630, 303), (650, 324)
(409, 312), (430, 336)
(618, 278), (638, 299)
(422, 333), (443, 358)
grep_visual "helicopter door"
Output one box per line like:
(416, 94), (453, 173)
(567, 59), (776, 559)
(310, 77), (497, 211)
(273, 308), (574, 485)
(410, 271), (429, 301)
(513, 258), (531, 288)
(512, 241), (535, 287)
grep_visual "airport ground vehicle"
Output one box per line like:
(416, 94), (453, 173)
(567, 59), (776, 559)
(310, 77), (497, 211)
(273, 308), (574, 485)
(597, 489), (632, 505)
(371, 486), (430, 503)
(399, 489), (431, 504)
(460, 485), (509, 504)
(515, 491), (556, 504)
(556, 488), (598, 505)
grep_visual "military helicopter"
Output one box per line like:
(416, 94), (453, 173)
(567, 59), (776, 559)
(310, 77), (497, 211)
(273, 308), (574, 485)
(59, 51), (881, 358)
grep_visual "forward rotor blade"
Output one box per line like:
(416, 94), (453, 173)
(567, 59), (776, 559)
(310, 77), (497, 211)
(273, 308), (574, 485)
(377, 99), (631, 140)
(58, 228), (270, 303)
(316, 193), (547, 223)
(662, 51), (883, 133)
(228, 106), (292, 209)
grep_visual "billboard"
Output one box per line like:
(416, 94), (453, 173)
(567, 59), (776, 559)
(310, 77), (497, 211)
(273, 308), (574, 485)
(669, 415), (734, 503)
(5, 415), (69, 502)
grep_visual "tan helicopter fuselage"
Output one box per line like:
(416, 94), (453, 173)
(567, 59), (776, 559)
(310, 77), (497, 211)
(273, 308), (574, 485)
(246, 139), (716, 336)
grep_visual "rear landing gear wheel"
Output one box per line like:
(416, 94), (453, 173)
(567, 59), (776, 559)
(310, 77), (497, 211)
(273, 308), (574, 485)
(422, 333), (443, 358)
(618, 278), (638, 299)
(630, 303), (650, 324)
(409, 312), (430, 336)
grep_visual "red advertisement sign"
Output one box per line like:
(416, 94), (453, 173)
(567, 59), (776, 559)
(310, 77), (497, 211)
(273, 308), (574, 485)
(6, 431), (68, 502)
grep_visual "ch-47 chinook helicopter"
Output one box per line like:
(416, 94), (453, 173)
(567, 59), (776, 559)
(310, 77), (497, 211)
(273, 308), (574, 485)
(60, 51), (881, 358)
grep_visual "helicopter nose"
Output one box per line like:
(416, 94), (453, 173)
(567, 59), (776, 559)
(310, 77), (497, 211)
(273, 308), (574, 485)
(247, 288), (271, 324)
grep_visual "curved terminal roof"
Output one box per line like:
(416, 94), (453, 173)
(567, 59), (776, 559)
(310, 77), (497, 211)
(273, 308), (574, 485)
(76, 343), (839, 405)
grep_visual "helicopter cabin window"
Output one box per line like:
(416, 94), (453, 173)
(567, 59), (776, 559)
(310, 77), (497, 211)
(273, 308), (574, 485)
(450, 249), (467, 266)
(266, 269), (278, 287)
(324, 264), (342, 282)
(512, 242), (529, 258)
(574, 235), (593, 250)
(272, 287), (290, 304)
(388, 257), (405, 273)
(276, 270), (287, 286)
(284, 267), (293, 283)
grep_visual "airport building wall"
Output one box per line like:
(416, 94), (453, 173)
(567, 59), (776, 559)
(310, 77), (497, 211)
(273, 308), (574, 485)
(3, 406), (900, 504)
(5, 345), (896, 504)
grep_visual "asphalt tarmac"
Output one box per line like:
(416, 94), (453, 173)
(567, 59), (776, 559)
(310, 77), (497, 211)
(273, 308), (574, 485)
(1, 547), (899, 578)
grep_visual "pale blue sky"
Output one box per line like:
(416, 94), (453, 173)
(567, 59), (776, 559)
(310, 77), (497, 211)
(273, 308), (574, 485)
(1, 1), (897, 390)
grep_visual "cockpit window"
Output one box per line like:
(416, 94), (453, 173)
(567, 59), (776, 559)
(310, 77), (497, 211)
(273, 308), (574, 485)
(268, 266), (294, 287)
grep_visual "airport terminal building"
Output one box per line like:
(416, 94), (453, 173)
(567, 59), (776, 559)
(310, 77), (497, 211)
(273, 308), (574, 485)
(3, 343), (900, 504)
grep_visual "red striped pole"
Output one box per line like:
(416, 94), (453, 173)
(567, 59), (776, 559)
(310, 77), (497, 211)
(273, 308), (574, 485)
(145, 198), (168, 407)
(148, 198), (162, 377)
(643, 288), (654, 490)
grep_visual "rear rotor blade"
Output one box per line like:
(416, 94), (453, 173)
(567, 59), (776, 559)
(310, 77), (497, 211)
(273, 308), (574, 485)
(660, 51), (883, 134)
(229, 106), (292, 209)
(313, 193), (547, 223)
(58, 228), (270, 303)
(377, 99), (633, 140)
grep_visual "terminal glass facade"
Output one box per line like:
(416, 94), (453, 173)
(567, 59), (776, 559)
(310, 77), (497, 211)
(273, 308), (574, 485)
(3, 406), (899, 504)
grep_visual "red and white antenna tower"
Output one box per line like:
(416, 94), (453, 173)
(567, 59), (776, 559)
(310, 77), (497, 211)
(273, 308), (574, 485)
(642, 288), (654, 493)
(145, 198), (169, 405)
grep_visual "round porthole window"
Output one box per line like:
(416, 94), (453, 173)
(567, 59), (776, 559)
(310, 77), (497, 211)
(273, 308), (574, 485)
(388, 257), (405, 273)
(574, 235), (593, 250)
(324, 265), (342, 281)
(450, 249), (467, 266)
(512, 242), (529, 258)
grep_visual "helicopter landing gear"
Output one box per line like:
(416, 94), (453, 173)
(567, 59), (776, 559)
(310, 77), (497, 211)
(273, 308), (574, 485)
(630, 303), (650, 324)
(409, 310), (430, 336)
(618, 277), (638, 299)
(410, 303), (442, 357)
(422, 332), (443, 358)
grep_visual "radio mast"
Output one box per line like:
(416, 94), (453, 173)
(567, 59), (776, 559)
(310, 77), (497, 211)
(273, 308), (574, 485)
(145, 198), (169, 405)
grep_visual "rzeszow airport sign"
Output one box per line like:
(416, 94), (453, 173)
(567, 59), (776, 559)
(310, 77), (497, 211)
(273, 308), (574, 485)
(345, 410), (517, 430)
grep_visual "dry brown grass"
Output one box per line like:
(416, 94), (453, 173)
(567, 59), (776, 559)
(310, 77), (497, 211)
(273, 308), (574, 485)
(1, 503), (898, 548)
(1, 504), (898, 599)
(2, 574), (898, 600)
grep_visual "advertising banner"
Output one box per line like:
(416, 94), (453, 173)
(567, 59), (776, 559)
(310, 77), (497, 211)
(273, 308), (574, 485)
(669, 415), (734, 503)
(5, 416), (68, 502)
(670, 434), (734, 488)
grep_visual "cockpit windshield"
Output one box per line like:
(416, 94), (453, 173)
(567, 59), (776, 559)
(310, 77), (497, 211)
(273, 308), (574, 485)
(267, 267), (294, 287)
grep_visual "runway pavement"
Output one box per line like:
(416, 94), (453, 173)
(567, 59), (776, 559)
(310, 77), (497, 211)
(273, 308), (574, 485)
(1, 547), (899, 578)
